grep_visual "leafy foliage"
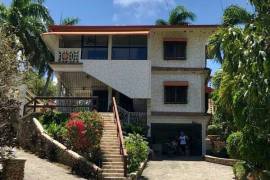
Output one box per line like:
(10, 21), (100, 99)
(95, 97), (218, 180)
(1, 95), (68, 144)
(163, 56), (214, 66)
(155, 5), (196, 25)
(125, 133), (148, 173)
(233, 161), (249, 180)
(226, 132), (243, 159)
(123, 121), (148, 137)
(66, 112), (103, 161)
(208, 0), (270, 171)
(207, 124), (223, 135)
(24, 70), (57, 96)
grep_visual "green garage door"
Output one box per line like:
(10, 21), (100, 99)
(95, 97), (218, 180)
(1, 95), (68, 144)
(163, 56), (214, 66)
(151, 123), (202, 156)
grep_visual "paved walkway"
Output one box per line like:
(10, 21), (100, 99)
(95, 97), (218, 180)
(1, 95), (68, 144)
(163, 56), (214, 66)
(16, 149), (85, 180)
(141, 157), (234, 180)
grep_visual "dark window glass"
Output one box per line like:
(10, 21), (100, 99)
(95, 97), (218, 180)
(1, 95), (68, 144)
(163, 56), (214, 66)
(112, 35), (147, 60)
(164, 41), (186, 60)
(81, 36), (108, 60)
(59, 36), (81, 48)
(164, 86), (188, 104)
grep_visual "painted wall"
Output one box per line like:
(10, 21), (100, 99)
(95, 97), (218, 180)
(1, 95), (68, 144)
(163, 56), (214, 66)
(82, 60), (151, 99)
(150, 71), (206, 113)
(148, 28), (213, 68)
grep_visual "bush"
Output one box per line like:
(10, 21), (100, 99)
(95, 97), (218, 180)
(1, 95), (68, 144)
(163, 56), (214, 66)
(123, 121), (148, 137)
(66, 111), (103, 160)
(125, 133), (148, 173)
(207, 124), (223, 135)
(233, 161), (249, 180)
(226, 132), (243, 159)
(40, 111), (68, 125)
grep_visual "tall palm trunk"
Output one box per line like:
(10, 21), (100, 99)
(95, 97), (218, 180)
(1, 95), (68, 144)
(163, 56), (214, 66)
(41, 68), (53, 96)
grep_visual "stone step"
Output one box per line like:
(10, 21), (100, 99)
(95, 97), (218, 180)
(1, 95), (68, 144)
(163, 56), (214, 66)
(102, 150), (120, 154)
(102, 173), (124, 177)
(103, 162), (124, 166)
(103, 177), (126, 180)
(103, 169), (124, 173)
(103, 157), (123, 162)
(102, 165), (123, 169)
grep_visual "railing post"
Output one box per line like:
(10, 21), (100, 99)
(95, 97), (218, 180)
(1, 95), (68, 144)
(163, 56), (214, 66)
(124, 155), (128, 177)
(33, 99), (37, 113)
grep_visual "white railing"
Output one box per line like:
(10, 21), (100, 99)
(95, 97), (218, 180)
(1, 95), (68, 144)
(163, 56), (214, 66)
(117, 105), (147, 124)
(55, 48), (81, 63)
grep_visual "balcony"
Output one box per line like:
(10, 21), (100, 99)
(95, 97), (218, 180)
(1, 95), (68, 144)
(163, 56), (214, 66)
(55, 48), (81, 63)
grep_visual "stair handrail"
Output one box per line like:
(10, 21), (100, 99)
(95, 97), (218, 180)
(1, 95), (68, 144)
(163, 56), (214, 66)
(112, 97), (128, 176)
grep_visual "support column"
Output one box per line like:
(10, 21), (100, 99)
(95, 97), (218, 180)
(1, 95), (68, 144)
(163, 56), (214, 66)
(108, 35), (112, 60)
(107, 86), (112, 110)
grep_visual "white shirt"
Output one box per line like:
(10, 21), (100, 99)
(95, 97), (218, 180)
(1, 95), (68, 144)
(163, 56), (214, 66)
(179, 135), (187, 145)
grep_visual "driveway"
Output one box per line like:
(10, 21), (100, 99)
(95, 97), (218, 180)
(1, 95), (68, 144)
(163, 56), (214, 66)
(16, 149), (85, 180)
(140, 157), (234, 180)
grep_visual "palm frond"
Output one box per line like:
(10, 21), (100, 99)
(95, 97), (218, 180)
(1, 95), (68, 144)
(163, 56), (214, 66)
(61, 17), (79, 25)
(168, 5), (196, 25)
(223, 5), (253, 26)
(155, 19), (168, 25)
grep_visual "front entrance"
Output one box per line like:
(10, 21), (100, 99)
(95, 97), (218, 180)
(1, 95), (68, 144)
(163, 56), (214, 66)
(151, 123), (202, 156)
(93, 90), (108, 112)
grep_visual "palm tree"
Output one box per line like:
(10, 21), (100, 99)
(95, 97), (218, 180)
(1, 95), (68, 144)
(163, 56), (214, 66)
(155, 5), (196, 25)
(61, 17), (79, 25)
(0, 1), (79, 95)
(208, 5), (253, 63)
(222, 5), (253, 26)
(0, 0), (53, 74)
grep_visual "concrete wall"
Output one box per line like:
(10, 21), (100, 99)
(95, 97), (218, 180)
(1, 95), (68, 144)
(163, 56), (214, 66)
(82, 60), (151, 99)
(148, 29), (213, 68)
(150, 71), (206, 113)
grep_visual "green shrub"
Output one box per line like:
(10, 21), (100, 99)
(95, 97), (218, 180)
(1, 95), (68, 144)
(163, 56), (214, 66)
(40, 111), (68, 125)
(123, 121), (148, 137)
(125, 133), (148, 173)
(46, 122), (67, 141)
(207, 124), (223, 135)
(226, 132), (243, 159)
(233, 161), (248, 180)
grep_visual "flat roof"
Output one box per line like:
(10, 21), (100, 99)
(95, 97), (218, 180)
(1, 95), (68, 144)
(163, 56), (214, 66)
(49, 24), (219, 32)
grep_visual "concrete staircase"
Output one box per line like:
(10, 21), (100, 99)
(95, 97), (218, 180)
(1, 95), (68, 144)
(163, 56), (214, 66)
(100, 113), (126, 180)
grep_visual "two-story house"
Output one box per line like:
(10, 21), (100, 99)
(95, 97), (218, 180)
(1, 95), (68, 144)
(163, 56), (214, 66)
(41, 25), (217, 156)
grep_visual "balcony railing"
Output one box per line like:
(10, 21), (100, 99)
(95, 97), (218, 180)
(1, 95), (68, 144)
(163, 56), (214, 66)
(55, 48), (81, 63)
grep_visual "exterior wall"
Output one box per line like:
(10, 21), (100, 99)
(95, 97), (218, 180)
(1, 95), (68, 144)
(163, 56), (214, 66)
(82, 60), (151, 99)
(148, 29), (213, 68)
(150, 71), (206, 113)
(147, 115), (209, 155)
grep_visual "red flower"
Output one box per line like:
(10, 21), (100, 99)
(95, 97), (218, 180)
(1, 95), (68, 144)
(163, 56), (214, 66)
(69, 112), (80, 120)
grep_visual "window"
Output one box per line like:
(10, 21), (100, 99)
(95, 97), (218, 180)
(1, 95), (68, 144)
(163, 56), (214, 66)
(164, 41), (186, 60)
(164, 85), (188, 104)
(59, 36), (81, 48)
(112, 35), (147, 60)
(81, 36), (108, 60)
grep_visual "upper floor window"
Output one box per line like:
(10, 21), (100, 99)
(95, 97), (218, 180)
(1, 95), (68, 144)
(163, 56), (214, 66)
(112, 35), (147, 60)
(59, 36), (81, 48)
(164, 81), (188, 104)
(163, 40), (186, 60)
(81, 36), (108, 60)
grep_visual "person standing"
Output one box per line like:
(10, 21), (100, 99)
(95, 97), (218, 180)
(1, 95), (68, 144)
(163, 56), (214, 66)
(179, 131), (188, 155)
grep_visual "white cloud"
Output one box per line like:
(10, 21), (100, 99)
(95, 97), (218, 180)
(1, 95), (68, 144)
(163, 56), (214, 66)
(112, 0), (176, 23)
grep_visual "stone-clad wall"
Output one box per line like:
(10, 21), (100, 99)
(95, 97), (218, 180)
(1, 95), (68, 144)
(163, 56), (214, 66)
(17, 113), (102, 179)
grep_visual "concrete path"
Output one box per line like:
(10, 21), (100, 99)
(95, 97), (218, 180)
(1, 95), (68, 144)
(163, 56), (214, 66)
(141, 157), (234, 180)
(16, 149), (86, 180)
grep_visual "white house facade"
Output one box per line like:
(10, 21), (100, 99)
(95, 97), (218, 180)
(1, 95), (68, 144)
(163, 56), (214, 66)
(42, 25), (217, 155)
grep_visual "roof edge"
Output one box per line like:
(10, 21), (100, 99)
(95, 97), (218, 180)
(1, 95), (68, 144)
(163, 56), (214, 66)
(49, 24), (220, 32)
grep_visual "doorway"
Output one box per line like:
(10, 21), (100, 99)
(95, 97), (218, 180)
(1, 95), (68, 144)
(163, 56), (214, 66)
(92, 90), (108, 112)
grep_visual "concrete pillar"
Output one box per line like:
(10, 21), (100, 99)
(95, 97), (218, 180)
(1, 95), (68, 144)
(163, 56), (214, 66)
(107, 86), (112, 110)
(108, 35), (112, 60)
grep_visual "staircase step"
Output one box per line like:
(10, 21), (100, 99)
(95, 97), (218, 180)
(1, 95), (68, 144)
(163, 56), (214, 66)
(103, 177), (126, 180)
(103, 162), (124, 166)
(103, 158), (123, 162)
(103, 165), (123, 169)
(102, 173), (124, 177)
(103, 169), (124, 173)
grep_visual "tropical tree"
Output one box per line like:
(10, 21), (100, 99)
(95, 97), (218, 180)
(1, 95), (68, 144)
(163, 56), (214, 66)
(208, 0), (270, 173)
(0, 0), (79, 96)
(155, 5), (196, 25)
(61, 17), (79, 25)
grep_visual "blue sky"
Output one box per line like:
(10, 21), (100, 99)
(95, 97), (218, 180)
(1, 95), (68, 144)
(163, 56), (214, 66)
(1, 0), (253, 75)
